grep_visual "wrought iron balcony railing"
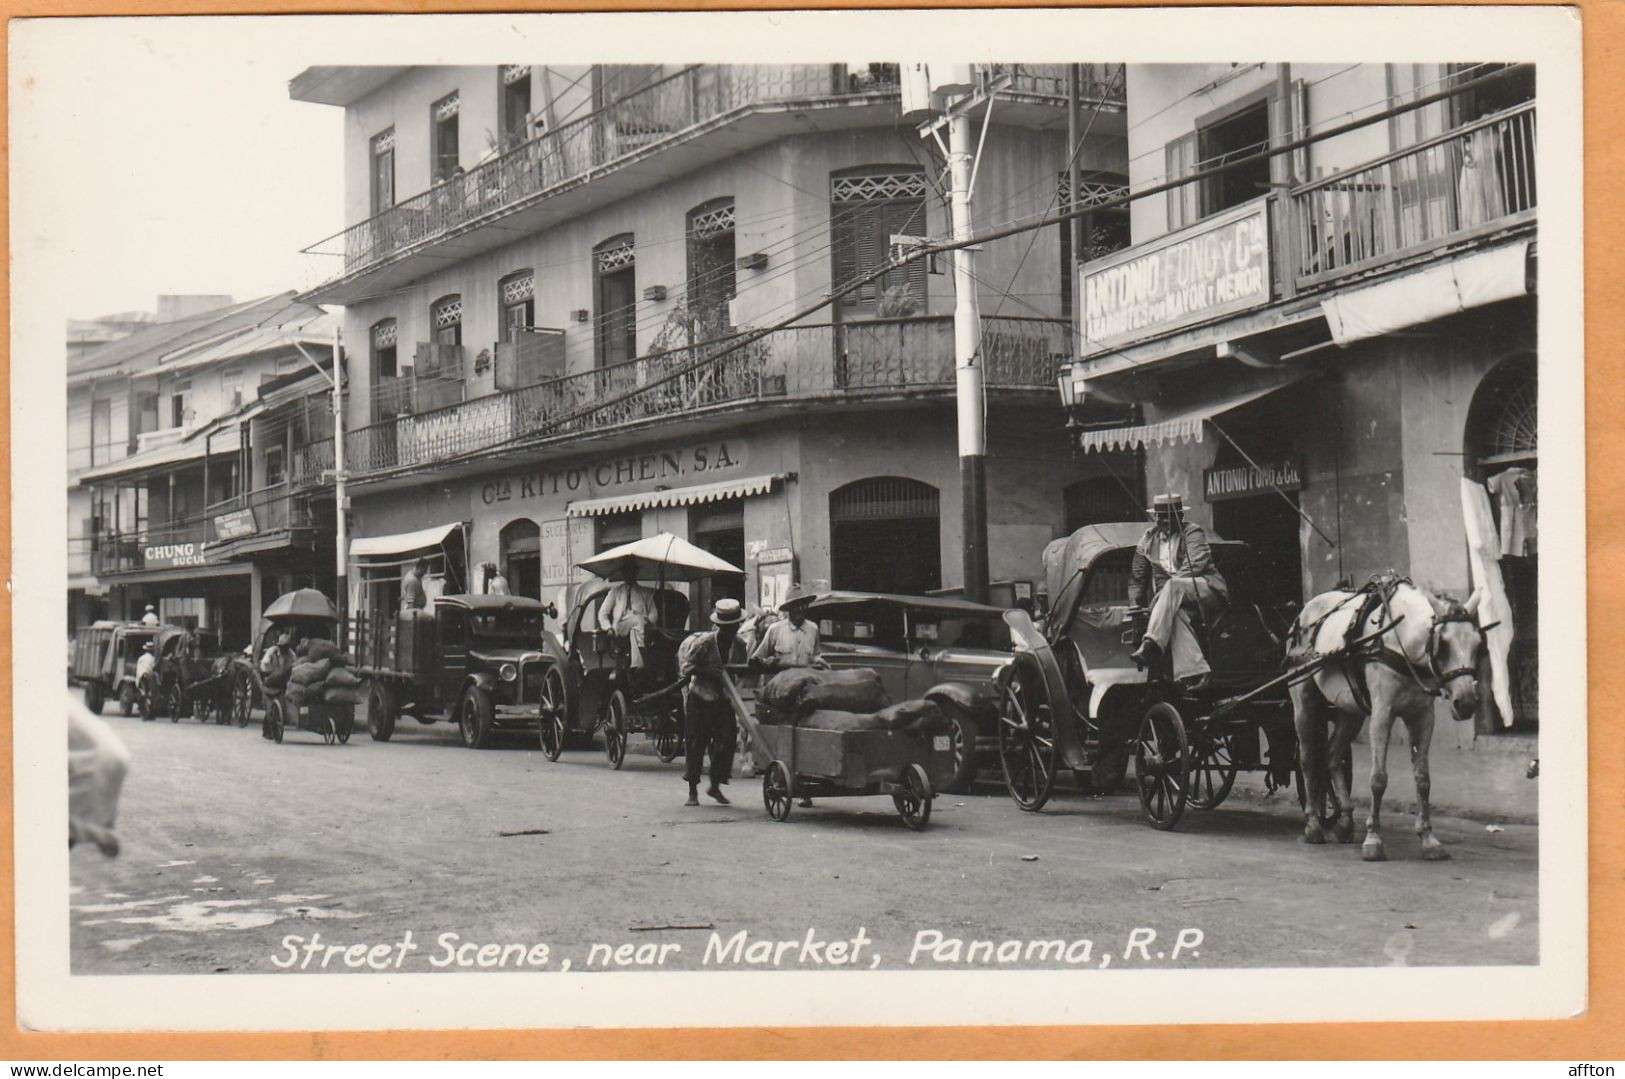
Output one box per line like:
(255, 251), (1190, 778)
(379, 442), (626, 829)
(1289, 101), (1535, 288)
(342, 314), (1068, 478)
(305, 63), (1124, 286)
(90, 523), (212, 576)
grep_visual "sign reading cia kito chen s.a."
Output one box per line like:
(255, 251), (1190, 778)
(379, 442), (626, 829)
(1080, 198), (1271, 356)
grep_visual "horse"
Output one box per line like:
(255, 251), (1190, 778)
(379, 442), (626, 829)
(1287, 578), (1489, 861)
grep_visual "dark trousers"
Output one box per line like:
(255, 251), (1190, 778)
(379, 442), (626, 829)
(683, 694), (737, 787)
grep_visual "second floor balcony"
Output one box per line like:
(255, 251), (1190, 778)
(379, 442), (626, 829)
(301, 63), (1123, 305)
(341, 314), (1068, 481)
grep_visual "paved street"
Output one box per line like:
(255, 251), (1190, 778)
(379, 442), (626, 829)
(70, 693), (1538, 975)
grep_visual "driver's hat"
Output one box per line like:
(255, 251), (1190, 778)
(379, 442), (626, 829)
(1151, 493), (1185, 514)
(141, 642), (154, 651)
(710, 598), (745, 626)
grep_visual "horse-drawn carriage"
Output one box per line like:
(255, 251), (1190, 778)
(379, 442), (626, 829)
(151, 626), (232, 723)
(541, 533), (744, 769)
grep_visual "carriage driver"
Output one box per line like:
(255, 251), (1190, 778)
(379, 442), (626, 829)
(1127, 494), (1229, 686)
(598, 567), (660, 669)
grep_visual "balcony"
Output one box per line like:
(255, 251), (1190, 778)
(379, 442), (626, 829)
(342, 314), (1068, 480)
(301, 63), (1123, 304)
(91, 522), (212, 577)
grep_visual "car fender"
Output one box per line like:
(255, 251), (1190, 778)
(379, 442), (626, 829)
(923, 681), (998, 720)
(466, 672), (497, 696)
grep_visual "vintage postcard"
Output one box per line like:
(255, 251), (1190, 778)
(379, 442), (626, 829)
(11, 6), (1585, 1033)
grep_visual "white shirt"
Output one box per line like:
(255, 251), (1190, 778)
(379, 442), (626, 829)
(135, 653), (157, 680)
(598, 582), (658, 631)
(140, 612), (159, 627)
(752, 618), (820, 669)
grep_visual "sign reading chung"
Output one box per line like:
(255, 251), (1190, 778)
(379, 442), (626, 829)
(1080, 199), (1271, 357)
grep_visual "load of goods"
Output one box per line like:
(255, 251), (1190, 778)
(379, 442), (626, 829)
(279, 639), (366, 710)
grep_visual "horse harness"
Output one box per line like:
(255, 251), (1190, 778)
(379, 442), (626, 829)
(1301, 574), (1477, 713)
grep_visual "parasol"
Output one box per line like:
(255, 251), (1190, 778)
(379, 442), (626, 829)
(575, 532), (743, 583)
(262, 588), (339, 623)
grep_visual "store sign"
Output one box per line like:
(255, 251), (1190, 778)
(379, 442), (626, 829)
(1079, 198), (1272, 357)
(143, 542), (215, 569)
(213, 508), (258, 541)
(479, 441), (744, 507)
(1203, 456), (1303, 503)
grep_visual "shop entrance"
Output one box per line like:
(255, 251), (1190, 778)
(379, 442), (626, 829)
(690, 499), (745, 624)
(829, 477), (941, 595)
(1212, 493), (1304, 611)
(500, 519), (542, 600)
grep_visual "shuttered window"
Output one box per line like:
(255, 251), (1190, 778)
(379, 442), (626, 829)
(830, 168), (929, 314)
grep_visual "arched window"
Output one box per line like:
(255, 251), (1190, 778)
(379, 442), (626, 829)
(1466, 354), (1537, 474)
(370, 318), (407, 419)
(593, 234), (637, 368)
(829, 476), (941, 594)
(687, 198), (736, 337)
(499, 518), (541, 600)
(830, 166), (929, 316)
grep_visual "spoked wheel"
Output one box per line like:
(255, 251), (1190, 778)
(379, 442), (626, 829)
(654, 707), (682, 764)
(1135, 701), (1191, 830)
(763, 760), (793, 822)
(893, 763), (933, 831)
(1189, 731), (1240, 811)
(267, 698), (286, 744)
(602, 691), (628, 770)
(337, 712), (353, 745)
(233, 678), (253, 727)
(321, 715), (337, 745)
(538, 668), (567, 762)
(996, 662), (1060, 811)
(169, 685), (185, 723)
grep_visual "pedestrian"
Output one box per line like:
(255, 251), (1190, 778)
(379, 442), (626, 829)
(401, 558), (431, 613)
(486, 562), (511, 596)
(1127, 493), (1228, 687)
(677, 598), (748, 807)
(140, 604), (159, 627)
(750, 588), (825, 672)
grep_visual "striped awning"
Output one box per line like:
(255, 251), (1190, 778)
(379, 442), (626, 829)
(1077, 376), (1308, 454)
(566, 473), (786, 518)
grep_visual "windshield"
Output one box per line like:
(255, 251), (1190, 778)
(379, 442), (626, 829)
(469, 611), (549, 645)
(909, 612), (1012, 652)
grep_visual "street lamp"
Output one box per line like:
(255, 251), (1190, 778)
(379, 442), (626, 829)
(1055, 357), (1088, 443)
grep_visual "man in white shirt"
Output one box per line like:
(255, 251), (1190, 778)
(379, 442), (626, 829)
(140, 604), (160, 627)
(750, 596), (825, 672)
(597, 569), (659, 668)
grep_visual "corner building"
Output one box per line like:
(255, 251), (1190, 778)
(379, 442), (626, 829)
(293, 64), (1134, 623)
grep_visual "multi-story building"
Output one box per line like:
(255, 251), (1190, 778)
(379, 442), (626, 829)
(1058, 63), (1537, 732)
(71, 293), (335, 646)
(291, 63), (1133, 624)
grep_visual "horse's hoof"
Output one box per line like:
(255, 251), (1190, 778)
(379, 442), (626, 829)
(1421, 844), (1452, 861)
(1362, 842), (1388, 862)
(1303, 826), (1326, 845)
(1333, 821), (1356, 844)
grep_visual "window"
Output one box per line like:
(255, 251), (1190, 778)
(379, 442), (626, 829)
(90, 397), (113, 464)
(432, 92), (460, 185)
(1449, 63), (1535, 126)
(595, 510), (642, 553)
(1198, 99), (1272, 216)
(830, 167), (929, 315)
(372, 318), (399, 379)
(221, 367), (244, 410)
(1063, 476), (1144, 535)
(432, 294), (463, 347)
(593, 235), (637, 368)
(828, 476), (941, 594)
(132, 391), (160, 440)
(370, 128), (395, 215)
(264, 446), (285, 487)
(170, 381), (192, 428)
(687, 198), (737, 337)
(501, 66), (533, 149)
(1058, 173), (1131, 318)
(500, 271), (535, 344)
(371, 318), (406, 419)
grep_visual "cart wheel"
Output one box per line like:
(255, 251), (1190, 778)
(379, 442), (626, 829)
(84, 684), (106, 716)
(268, 698), (286, 744)
(894, 763), (933, 830)
(367, 681), (398, 743)
(337, 713), (353, 745)
(458, 686), (494, 749)
(1135, 701), (1191, 830)
(321, 715), (337, 745)
(602, 691), (628, 770)
(654, 709), (682, 764)
(538, 668), (567, 762)
(763, 761), (793, 822)
(996, 661), (1059, 812)
(233, 678), (253, 727)
(119, 684), (137, 717)
(1189, 731), (1239, 810)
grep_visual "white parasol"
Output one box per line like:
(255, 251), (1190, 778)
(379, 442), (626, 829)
(575, 532), (744, 583)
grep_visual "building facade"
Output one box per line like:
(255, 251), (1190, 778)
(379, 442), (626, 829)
(293, 63), (1138, 627)
(1061, 63), (1538, 732)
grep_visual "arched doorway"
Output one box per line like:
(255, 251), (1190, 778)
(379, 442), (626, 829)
(1465, 353), (1537, 729)
(499, 518), (542, 601)
(829, 477), (941, 594)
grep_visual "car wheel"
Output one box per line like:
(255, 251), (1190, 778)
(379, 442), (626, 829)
(83, 684), (106, 715)
(937, 703), (980, 794)
(459, 686), (494, 749)
(368, 680), (398, 742)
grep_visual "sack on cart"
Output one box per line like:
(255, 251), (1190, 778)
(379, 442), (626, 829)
(759, 667), (889, 719)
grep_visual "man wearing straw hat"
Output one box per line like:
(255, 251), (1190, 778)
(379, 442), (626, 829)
(1127, 493), (1228, 686)
(677, 598), (748, 807)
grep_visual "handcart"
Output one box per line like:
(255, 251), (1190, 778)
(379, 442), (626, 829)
(245, 589), (355, 748)
(725, 670), (957, 830)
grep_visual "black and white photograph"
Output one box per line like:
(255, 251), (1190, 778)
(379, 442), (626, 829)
(12, 7), (1585, 1033)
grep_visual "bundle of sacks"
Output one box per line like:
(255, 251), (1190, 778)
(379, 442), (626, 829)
(284, 638), (365, 708)
(756, 667), (949, 735)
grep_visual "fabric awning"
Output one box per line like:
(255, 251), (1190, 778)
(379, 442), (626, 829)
(1321, 240), (1530, 347)
(1077, 376), (1308, 454)
(566, 473), (785, 518)
(349, 521), (464, 558)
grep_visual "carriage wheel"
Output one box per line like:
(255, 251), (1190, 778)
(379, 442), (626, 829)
(1135, 701), (1191, 830)
(1189, 731), (1240, 811)
(893, 763), (933, 831)
(654, 706), (682, 764)
(996, 662), (1059, 812)
(169, 685), (185, 723)
(367, 681), (398, 742)
(763, 760), (793, 822)
(233, 677), (254, 727)
(267, 699), (286, 744)
(602, 691), (629, 770)
(538, 668), (567, 762)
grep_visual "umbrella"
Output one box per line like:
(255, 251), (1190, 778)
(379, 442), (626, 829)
(575, 532), (743, 582)
(262, 588), (339, 623)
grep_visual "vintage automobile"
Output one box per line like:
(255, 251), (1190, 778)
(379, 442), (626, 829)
(357, 593), (569, 749)
(71, 620), (160, 716)
(779, 591), (1014, 793)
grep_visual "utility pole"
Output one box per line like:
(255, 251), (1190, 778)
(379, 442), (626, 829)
(945, 103), (988, 604)
(332, 324), (348, 634)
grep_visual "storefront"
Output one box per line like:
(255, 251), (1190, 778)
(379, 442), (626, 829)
(100, 553), (254, 649)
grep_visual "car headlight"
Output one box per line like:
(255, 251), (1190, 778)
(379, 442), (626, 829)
(499, 664), (518, 682)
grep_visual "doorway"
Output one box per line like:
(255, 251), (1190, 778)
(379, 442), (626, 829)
(690, 499), (745, 623)
(829, 477), (941, 595)
(500, 518), (542, 600)
(1212, 492), (1304, 611)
